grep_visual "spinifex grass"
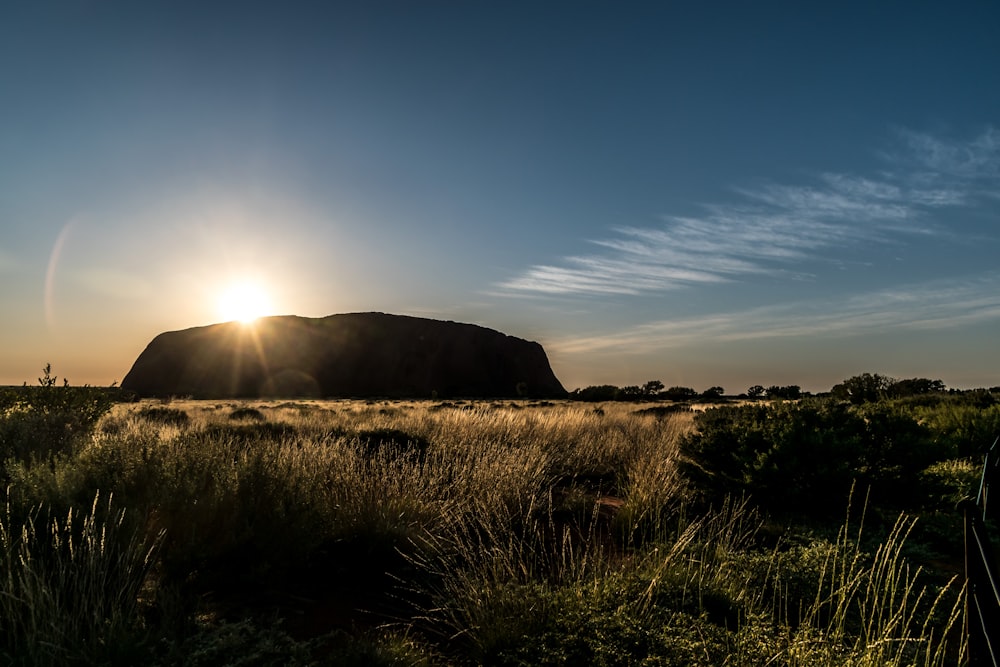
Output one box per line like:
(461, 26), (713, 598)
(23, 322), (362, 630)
(0, 398), (973, 664)
(409, 491), (964, 666)
(772, 502), (966, 666)
(0, 492), (161, 666)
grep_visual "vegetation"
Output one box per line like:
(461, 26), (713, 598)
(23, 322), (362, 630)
(568, 380), (806, 402)
(0, 367), (988, 664)
(678, 399), (943, 516)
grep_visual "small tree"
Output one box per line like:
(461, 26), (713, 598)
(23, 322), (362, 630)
(747, 385), (765, 399)
(701, 386), (725, 400)
(0, 364), (115, 463)
(620, 385), (643, 401)
(831, 373), (893, 404)
(570, 385), (621, 402)
(662, 386), (698, 402)
(765, 385), (802, 400)
(641, 380), (665, 398)
(886, 377), (945, 398)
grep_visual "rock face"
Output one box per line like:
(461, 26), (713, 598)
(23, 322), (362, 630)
(120, 313), (566, 399)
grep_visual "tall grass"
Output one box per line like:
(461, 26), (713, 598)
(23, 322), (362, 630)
(0, 398), (971, 664)
(0, 493), (161, 666)
(751, 503), (965, 665)
(410, 493), (964, 665)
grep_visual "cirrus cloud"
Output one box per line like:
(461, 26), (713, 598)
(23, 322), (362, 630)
(499, 128), (998, 297)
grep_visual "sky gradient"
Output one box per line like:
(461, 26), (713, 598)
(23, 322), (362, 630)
(2, 2), (999, 393)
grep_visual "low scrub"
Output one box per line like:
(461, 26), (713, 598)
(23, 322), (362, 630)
(137, 406), (190, 427)
(0, 365), (114, 465)
(0, 389), (977, 664)
(678, 400), (948, 517)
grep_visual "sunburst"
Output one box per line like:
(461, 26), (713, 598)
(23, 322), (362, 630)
(216, 281), (274, 323)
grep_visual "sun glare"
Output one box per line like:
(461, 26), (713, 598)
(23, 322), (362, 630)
(217, 282), (274, 324)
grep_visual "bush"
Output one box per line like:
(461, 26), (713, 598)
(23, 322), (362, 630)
(229, 406), (266, 421)
(662, 386), (698, 402)
(764, 384), (802, 400)
(0, 397), (965, 664)
(854, 402), (940, 500)
(138, 406), (190, 426)
(0, 365), (114, 465)
(570, 385), (623, 402)
(355, 428), (430, 461)
(918, 458), (981, 509)
(678, 400), (942, 516)
(153, 619), (314, 667)
(914, 401), (1000, 458)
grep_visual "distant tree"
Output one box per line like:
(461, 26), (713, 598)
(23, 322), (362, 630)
(662, 386), (698, 402)
(642, 380), (665, 397)
(830, 373), (893, 404)
(785, 385), (802, 400)
(570, 385), (621, 402)
(955, 388), (998, 408)
(747, 385), (765, 399)
(701, 386), (725, 400)
(765, 385), (802, 400)
(885, 377), (945, 398)
(620, 385), (643, 401)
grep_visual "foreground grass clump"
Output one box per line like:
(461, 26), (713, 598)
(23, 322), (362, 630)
(0, 392), (974, 665)
(0, 493), (160, 666)
(412, 496), (962, 666)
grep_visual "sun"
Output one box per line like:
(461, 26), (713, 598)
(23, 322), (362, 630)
(216, 281), (274, 324)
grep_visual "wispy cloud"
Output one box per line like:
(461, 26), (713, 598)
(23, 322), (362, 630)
(500, 128), (998, 297)
(896, 127), (1000, 180)
(550, 273), (1000, 356)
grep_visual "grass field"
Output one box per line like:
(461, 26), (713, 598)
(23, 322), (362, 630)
(0, 391), (978, 665)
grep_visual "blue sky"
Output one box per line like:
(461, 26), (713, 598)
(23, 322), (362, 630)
(2, 1), (999, 392)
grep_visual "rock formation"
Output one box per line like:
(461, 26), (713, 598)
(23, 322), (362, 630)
(120, 313), (566, 399)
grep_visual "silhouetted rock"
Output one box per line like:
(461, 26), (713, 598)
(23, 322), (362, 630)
(120, 313), (566, 399)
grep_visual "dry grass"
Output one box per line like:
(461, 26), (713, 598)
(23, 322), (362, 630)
(0, 398), (966, 665)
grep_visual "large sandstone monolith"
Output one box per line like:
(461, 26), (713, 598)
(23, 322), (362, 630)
(120, 312), (566, 399)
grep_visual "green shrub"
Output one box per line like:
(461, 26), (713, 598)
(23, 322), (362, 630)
(678, 400), (942, 517)
(153, 619), (313, 667)
(138, 406), (191, 427)
(0, 398), (966, 664)
(488, 583), (734, 666)
(679, 401), (861, 516)
(918, 458), (980, 509)
(855, 403), (939, 501)
(0, 365), (114, 465)
(914, 402), (1000, 458)
(315, 630), (438, 666)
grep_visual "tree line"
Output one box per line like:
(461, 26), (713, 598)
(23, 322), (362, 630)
(568, 379), (801, 402)
(569, 372), (1000, 403)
